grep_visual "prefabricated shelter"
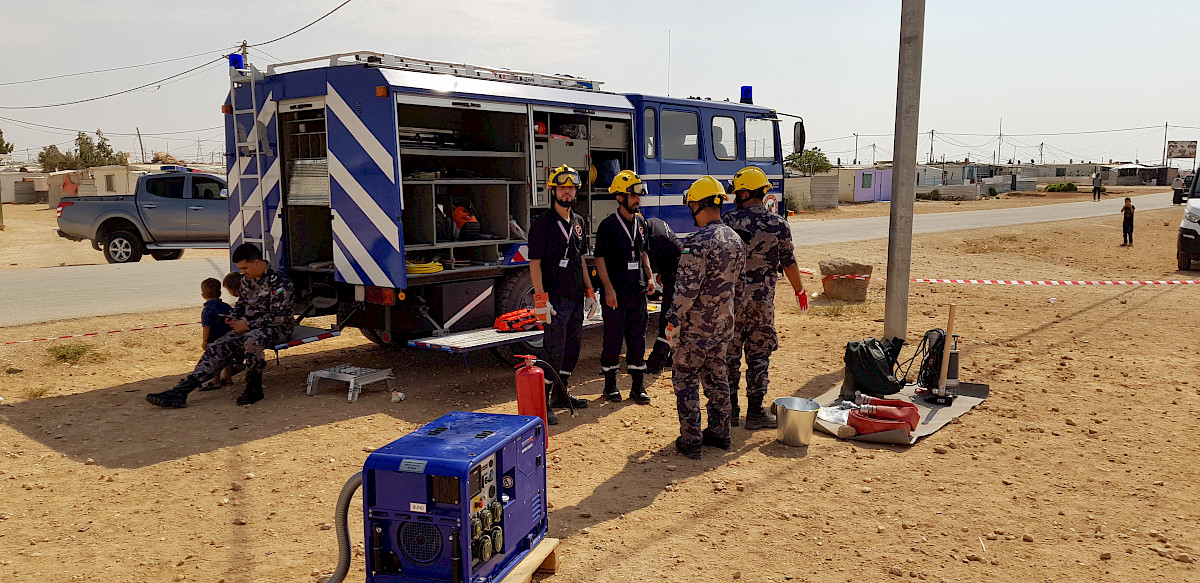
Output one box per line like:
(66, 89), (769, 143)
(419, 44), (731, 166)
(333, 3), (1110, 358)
(1109, 164), (1169, 186)
(854, 168), (892, 202)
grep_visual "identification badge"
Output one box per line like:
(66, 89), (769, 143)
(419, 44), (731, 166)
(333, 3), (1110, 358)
(627, 261), (639, 271)
(559, 259), (569, 268)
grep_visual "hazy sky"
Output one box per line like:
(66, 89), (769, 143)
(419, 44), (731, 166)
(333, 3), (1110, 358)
(2, 0), (1197, 167)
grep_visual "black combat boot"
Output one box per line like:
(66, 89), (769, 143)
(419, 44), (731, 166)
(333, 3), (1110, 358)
(645, 345), (670, 375)
(744, 394), (778, 430)
(549, 373), (588, 409)
(602, 370), (621, 402)
(235, 372), (264, 406)
(146, 375), (202, 408)
(701, 428), (731, 450)
(545, 385), (559, 425)
(730, 389), (741, 427)
(629, 370), (650, 404)
(674, 436), (701, 460)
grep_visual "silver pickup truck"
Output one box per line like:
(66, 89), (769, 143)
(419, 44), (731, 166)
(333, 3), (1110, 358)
(56, 168), (229, 263)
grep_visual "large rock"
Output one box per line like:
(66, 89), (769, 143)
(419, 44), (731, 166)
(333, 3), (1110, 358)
(819, 258), (872, 301)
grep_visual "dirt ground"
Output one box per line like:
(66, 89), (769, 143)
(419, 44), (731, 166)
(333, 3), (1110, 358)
(0, 204), (227, 270)
(792, 185), (1169, 221)
(2, 205), (1198, 583)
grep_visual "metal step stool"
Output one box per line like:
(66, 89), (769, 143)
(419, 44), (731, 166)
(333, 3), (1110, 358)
(306, 364), (402, 403)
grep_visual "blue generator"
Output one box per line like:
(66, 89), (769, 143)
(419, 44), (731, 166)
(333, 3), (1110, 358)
(361, 412), (547, 583)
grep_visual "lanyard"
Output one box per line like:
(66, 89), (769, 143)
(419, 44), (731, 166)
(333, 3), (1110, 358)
(556, 218), (574, 263)
(617, 215), (639, 261)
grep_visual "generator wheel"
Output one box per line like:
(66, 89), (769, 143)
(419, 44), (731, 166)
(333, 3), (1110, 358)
(492, 268), (541, 364)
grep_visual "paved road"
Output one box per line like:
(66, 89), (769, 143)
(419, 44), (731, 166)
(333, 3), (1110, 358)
(0, 191), (1176, 328)
(0, 257), (232, 328)
(795, 190), (1174, 246)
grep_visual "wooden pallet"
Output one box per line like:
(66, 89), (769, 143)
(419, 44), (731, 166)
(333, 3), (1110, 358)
(499, 537), (559, 583)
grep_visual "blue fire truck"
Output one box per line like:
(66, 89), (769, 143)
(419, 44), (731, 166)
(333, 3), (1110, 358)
(223, 51), (801, 356)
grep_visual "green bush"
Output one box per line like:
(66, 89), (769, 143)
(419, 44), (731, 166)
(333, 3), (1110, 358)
(988, 187), (998, 196)
(48, 342), (93, 364)
(1064, 182), (1077, 192)
(1045, 184), (1059, 192)
(915, 189), (941, 201)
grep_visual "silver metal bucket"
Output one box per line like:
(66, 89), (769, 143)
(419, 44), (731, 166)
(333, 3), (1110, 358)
(773, 397), (820, 446)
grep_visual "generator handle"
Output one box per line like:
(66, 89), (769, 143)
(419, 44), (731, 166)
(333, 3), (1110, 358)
(327, 471), (364, 583)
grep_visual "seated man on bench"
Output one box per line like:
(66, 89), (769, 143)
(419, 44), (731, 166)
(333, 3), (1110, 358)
(147, 243), (295, 408)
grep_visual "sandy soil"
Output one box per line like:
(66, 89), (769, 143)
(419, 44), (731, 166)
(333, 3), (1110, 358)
(1, 206), (1198, 583)
(0, 204), (228, 270)
(792, 185), (1170, 221)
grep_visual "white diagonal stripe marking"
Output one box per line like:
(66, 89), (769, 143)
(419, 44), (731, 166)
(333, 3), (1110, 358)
(326, 84), (395, 183)
(332, 212), (393, 287)
(329, 154), (400, 251)
(330, 234), (363, 285)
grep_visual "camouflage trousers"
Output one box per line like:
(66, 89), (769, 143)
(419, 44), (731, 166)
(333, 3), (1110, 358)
(728, 304), (779, 398)
(672, 339), (732, 446)
(191, 327), (289, 380)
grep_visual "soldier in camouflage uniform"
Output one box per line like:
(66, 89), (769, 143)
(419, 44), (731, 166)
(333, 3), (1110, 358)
(722, 166), (809, 430)
(665, 176), (746, 459)
(147, 243), (295, 408)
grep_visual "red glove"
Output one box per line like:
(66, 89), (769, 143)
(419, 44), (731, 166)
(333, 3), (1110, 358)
(796, 289), (809, 313)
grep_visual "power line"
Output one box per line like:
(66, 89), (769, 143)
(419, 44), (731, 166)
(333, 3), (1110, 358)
(0, 47), (237, 87)
(0, 57), (224, 110)
(248, 0), (355, 47)
(0, 1), (355, 110)
(0, 115), (221, 137)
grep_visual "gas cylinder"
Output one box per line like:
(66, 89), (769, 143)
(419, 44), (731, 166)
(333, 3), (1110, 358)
(514, 355), (548, 445)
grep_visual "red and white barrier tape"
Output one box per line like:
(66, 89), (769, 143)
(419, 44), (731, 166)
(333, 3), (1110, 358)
(799, 268), (1200, 285)
(912, 278), (1200, 286)
(2, 322), (200, 346)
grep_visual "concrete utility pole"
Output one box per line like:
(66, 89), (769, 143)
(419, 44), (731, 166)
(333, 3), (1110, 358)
(883, 0), (926, 342)
(136, 128), (146, 164)
(854, 133), (859, 164)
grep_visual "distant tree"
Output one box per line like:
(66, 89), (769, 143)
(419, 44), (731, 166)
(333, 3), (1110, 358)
(0, 128), (13, 155)
(38, 144), (70, 172)
(35, 131), (127, 171)
(786, 147), (833, 176)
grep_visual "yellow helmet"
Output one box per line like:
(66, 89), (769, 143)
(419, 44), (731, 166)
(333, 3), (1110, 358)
(608, 170), (646, 196)
(547, 164), (581, 188)
(684, 176), (728, 207)
(732, 166), (771, 194)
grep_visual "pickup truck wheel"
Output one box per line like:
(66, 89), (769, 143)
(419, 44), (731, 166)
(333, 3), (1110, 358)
(150, 250), (184, 261)
(103, 230), (143, 264)
(492, 268), (540, 365)
(1179, 252), (1192, 271)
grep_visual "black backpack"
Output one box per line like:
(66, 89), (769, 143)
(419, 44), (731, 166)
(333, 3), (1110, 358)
(843, 337), (905, 397)
(916, 328), (947, 389)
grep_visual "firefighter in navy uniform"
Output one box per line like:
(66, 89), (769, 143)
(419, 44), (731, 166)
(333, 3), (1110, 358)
(594, 170), (655, 404)
(722, 166), (809, 430)
(147, 243), (295, 408)
(528, 164), (596, 424)
(644, 216), (684, 375)
(665, 176), (746, 459)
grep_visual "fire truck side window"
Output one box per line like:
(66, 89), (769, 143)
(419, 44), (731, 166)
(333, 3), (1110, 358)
(711, 116), (736, 161)
(746, 118), (776, 161)
(644, 108), (656, 159)
(662, 110), (699, 160)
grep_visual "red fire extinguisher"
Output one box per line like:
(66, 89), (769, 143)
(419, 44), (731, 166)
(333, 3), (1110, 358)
(515, 355), (548, 446)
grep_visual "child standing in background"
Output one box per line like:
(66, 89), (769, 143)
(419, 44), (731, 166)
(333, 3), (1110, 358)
(1120, 198), (1135, 247)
